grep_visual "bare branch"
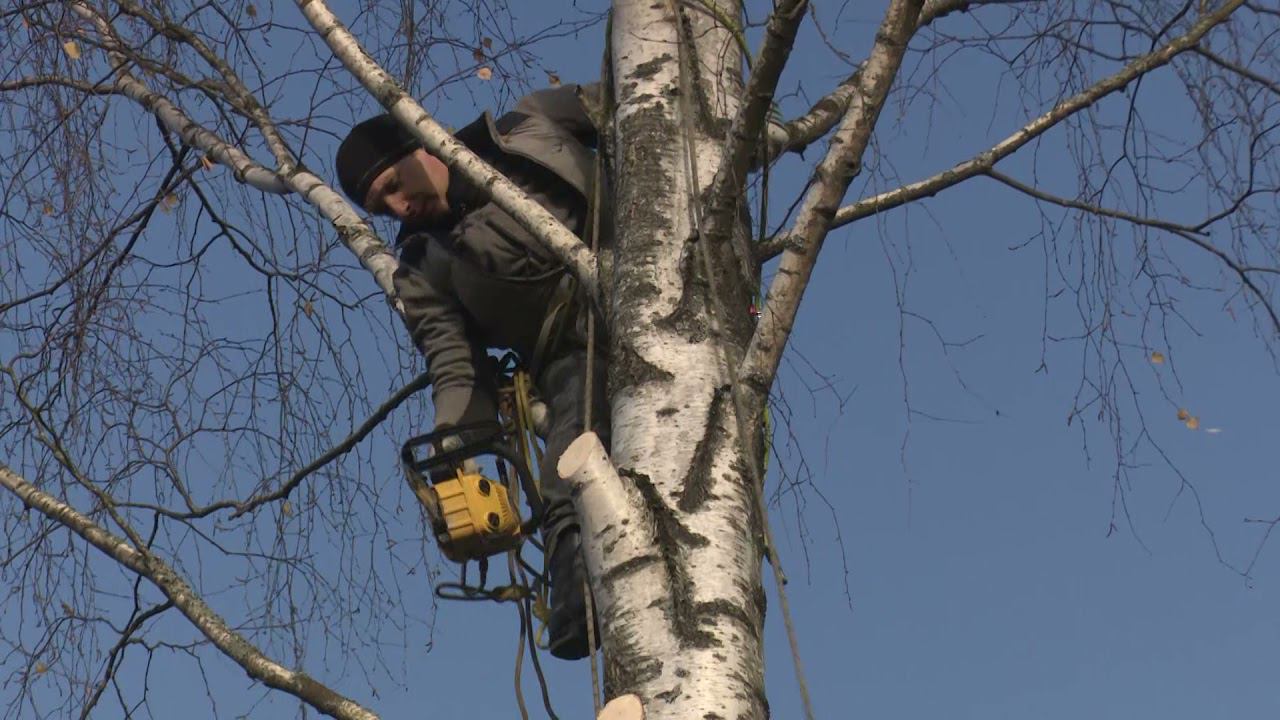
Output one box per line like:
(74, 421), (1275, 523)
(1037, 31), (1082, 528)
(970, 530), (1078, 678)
(740, 0), (927, 394)
(230, 371), (431, 518)
(67, 2), (286, 191)
(790, 0), (1250, 248)
(64, 2), (404, 307)
(985, 169), (1280, 333)
(0, 464), (381, 720)
(702, 0), (807, 280)
(0, 75), (119, 94)
(763, 0), (1028, 159)
(984, 170), (1210, 236)
(293, 0), (600, 301)
(1194, 45), (1280, 97)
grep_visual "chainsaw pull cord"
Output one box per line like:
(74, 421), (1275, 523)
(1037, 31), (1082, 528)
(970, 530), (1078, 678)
(670, 7), (814, 720)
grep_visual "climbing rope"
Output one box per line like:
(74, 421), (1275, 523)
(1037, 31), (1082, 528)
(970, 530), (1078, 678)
(422, 359), (561, 719)
(578, 23), (615, 715)
(669, 5), (816, 719)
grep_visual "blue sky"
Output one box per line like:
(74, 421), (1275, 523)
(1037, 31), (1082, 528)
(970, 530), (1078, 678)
(3, 1), (1278, 718)
(339, 3), (1280, 717)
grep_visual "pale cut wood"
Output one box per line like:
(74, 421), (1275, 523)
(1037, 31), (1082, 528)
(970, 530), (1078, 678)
(597, 694), (643, 720)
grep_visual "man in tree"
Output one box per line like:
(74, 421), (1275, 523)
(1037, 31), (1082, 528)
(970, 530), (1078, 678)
(334, 84), (608, 660)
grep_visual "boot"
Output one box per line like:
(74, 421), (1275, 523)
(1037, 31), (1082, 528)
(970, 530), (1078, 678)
(546, 527), (598, 660)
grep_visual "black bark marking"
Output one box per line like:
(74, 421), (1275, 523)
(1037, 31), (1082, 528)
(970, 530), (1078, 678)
(676, 385), (729, 513)
(620, 467), (717, 648)
(630, 54), (674, 81)
(601, 553), (663, 586)
(612, 100), (682, 390)
(655, 234), (710, 343)
(746, 682), (770, 720)
(674, 7), (732, 138)
(693, 599), (759, 643)
(603, 608), (664, 698)
(612, 339), (674, 393)
(654, 685), (683, 703)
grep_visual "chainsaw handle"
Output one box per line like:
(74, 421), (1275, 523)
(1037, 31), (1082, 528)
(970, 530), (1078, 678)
(400, 421), (504, 476)
(400, 420), (545, 529)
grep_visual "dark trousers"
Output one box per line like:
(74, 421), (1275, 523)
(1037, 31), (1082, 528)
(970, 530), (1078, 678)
(533, 349), (610, 545)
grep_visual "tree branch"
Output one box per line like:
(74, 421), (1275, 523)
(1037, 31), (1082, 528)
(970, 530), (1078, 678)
(701, 0), (807, 280)
(557, 433), (678, 667)
(1194, 45), (1280, 97)
(229, 371), (432, 518)
(113, 0), (297, 170)
(293, 0), (600, 301)
(984, 169), (1210, 236)
(68, 2), (289, 193)
(986, 169), (1280, 333)
(739, 0), (927, 394)
(69, 2), (404, 309)
(762, 0), (1021, 159)
(0, 75), (120, 94)
(762, 0), (1249, 259)
(755, 0), (1251, 261)
(0, 464), (381, 720)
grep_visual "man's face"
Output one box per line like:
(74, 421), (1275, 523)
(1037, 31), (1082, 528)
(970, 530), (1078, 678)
(364, 149), (450, 223)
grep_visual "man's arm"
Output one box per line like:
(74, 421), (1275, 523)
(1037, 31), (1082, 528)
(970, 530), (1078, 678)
(514, 83), (601, 149)
(392, 262), (497, 428)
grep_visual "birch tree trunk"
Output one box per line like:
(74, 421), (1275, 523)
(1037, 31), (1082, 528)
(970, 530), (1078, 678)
(565, 2), (771, 716)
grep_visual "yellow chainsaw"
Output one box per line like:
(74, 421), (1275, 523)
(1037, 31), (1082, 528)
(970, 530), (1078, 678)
(400, 421), (543, 563)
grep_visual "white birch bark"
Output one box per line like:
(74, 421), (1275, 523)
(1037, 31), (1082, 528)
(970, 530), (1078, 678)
(586, 2), (767, 717)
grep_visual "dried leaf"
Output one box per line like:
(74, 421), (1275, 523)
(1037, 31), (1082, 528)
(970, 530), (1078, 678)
(476, 67), (493, 81)
(302, 300), (313, 318)
(473, 48), (485, 62)
(200, 155), (215, 171)
(1185, 416), (1200, 431)
(246, 4), (257, 18)
(1176, 408), (1190, 421)
(282, 500), (292, 516)
(1150, 351), (1165, 364)
(160, 193), (179, 211)
(62, 41), (81, 60)
(61, 602), (74, 616)
(547, 72), (561, 87)
(34, 662), (47, 675)
(42, 202), (53, 216)
(481, 37), (493, 49)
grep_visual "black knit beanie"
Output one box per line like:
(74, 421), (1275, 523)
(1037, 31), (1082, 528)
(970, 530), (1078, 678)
(335, 114), (421, 207)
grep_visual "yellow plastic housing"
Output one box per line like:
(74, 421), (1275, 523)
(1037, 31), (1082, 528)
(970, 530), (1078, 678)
(429, 472), (522, 562)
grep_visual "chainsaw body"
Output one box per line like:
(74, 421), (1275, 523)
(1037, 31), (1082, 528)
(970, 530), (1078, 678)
(401, 422), (541, 563)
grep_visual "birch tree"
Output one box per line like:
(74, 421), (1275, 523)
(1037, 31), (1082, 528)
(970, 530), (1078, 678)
(2, 1), (1277, 719)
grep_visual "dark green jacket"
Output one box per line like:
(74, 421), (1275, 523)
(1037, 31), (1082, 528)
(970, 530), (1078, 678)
(393, 84), (606, 427)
